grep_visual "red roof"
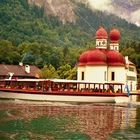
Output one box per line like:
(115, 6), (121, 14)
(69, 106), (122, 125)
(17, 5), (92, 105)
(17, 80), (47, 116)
(0, 64), (40, 78)
(78, 49), (125, 66)
(78, 51), (89, 66)
(87, 49), (107, 65)
(107, 50), (125, 66)
(110, 29), (120, 42)
(95, 27), (108, 39)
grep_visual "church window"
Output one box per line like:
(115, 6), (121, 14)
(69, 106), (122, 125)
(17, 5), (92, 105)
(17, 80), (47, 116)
(102, 41), (105, 45)
(81, 72), (84, 80)
(111, 72), (115, 81)
(104, 71), (106, 81)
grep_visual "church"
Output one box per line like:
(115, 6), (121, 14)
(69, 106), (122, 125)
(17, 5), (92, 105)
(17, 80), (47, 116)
(77, 27), (137, 91)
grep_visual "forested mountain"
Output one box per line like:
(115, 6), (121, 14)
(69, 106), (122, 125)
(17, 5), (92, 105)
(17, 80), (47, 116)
(0, 0), (140, 79)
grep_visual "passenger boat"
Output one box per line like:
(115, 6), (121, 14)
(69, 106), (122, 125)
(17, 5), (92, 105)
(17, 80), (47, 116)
(0, 79), (129, 103)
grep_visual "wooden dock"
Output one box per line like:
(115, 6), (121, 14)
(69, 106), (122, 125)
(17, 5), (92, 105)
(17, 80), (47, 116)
(130, 90), (140, 95)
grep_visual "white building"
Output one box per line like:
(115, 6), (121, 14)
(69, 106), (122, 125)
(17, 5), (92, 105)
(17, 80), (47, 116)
(77, 27), (137, 91)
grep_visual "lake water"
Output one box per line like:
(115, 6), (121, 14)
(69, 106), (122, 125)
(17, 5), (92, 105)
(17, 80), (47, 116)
(0, 100), (140, 140)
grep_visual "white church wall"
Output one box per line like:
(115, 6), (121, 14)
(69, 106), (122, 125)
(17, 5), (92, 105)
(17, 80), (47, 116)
(108, 67), (126, 92)
(108, 67), (126, 83)
(126, 66), (137, 91)
(85, 66), (107, 82)
(77, 66), (86, 80)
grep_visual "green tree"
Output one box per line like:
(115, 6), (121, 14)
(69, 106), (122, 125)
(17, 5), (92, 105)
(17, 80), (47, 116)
(57, 64), (72, 79)
(0, 40), (20, 64)
(39, 64), (58, 79)
(67, 67), (77, 80)
(57, 64), (77, 80)
(121, 47), (135, 58)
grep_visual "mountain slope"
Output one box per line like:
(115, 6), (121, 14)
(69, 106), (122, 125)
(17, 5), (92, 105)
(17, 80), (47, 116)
(28, 0), (76, 24)
(112, 0), (140, 26)
(0, 0), (140, 70)
(79, 0), (140, 27)
(1, 0), (140, 47)
(27, 0), (140, 43)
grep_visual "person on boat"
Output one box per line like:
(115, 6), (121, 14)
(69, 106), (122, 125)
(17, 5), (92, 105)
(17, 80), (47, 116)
(94, 87), (99, 92)
(53, 84), (59, 91)
(109, 84), (114, 93)
(102, 88), (107, 92)
(116, 88), (121, 93)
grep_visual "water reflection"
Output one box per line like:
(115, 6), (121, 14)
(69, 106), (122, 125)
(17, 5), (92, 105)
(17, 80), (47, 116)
(0, 101), (139, 140)
(107, 107), (140, 140)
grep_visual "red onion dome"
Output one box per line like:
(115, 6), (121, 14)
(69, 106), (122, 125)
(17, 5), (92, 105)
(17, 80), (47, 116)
(110, 29), (120, 42)
(87, 49), (107, 65)
(107, 50), (125, 66)
(78, 51), (89, 66)
(96, 27), (108, 39)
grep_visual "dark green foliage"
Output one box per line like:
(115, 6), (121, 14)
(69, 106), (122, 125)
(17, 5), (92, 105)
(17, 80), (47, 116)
(0, 136), (12, 140)
(121, 41), (140, 68)
(0, 0), (91, 47)
(0, 40), (20, 64)
(0, 0), (90, 71)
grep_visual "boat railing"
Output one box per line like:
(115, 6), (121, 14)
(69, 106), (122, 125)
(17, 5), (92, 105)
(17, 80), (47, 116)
(0, 79), (125, 94)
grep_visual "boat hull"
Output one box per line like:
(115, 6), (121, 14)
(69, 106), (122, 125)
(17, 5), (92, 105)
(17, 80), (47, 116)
(0, 91), (129, 103)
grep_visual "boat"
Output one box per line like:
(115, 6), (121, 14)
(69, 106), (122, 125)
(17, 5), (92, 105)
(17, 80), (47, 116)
(0, 79), (129, 103)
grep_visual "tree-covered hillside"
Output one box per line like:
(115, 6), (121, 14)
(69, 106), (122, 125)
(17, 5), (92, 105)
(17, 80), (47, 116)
(0, 0), (140, 79)
(1, 0), (93, 47)
(1, 0), (140, 46)
(0, 0), (91, 69)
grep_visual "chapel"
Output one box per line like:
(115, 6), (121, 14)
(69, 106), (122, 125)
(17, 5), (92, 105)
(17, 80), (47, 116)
(77, 27), (137, 91)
